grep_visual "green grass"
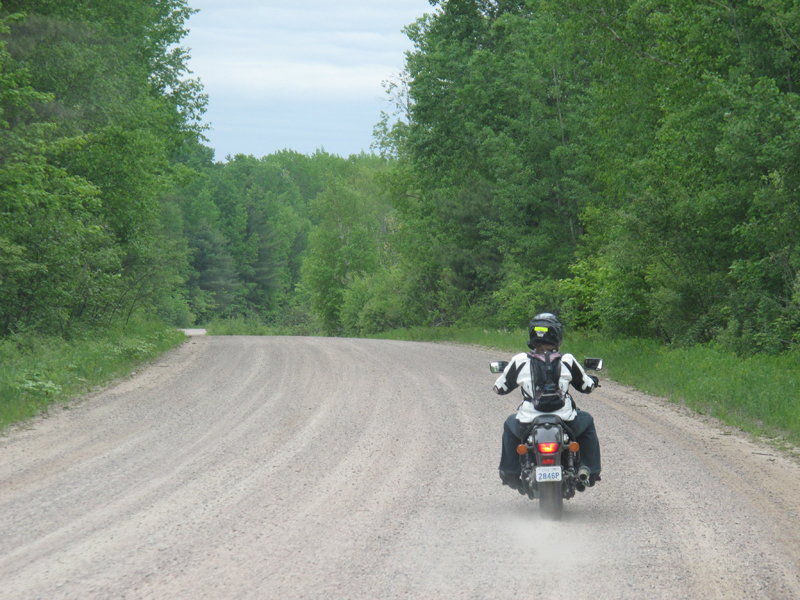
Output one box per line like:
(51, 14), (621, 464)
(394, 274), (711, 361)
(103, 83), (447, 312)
(0, 320), (185, 431)
(370, 326), (800, 445)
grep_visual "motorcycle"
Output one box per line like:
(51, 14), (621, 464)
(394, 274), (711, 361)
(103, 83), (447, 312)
(490, 357), (603, 520)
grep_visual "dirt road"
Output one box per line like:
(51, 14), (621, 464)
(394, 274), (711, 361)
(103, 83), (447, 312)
(2, 335), (800, 599)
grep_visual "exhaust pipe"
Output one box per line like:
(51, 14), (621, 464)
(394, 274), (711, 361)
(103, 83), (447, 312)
(575, 466), (590, 492)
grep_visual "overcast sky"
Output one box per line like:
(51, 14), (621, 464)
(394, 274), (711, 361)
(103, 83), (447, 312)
(184, 1), (434, 161)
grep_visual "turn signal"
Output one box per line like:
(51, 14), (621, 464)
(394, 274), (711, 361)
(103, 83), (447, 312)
(517, 444), (528, 455)
(569, 441), (580, 452)
(537, 442), (559, 454)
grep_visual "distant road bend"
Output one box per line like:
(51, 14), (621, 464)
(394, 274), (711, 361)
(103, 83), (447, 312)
(2, 335), (800, 599)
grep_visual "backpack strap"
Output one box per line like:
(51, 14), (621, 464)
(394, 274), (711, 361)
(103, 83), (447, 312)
(543, 351), (561, 384)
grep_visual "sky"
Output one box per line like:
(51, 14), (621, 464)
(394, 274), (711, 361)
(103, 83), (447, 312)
(183, 0), (434, 161)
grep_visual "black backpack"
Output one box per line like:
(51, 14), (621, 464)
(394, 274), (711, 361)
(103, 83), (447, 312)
(528, 351), (565, 412)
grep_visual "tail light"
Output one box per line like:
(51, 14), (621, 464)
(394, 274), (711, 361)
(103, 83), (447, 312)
(537, 442), (559, 454)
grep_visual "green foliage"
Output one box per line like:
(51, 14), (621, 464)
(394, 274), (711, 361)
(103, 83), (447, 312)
(302, 175), (385, 334)
(491, 261), (567, 329)
(170, 150), (391, 329)
(401, 1), (595, 294)
(563, 0), (800, 352)
(340, 265), (422, 335)
(367, 0), (800, 355)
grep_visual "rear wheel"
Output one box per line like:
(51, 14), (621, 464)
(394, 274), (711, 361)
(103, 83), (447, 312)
(538, 481), (563, 520)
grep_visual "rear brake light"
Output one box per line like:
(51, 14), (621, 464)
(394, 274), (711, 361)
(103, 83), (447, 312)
(537, 442), (559, 454)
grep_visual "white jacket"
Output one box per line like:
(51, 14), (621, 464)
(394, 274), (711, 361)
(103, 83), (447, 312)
(493, 351), (597, 423)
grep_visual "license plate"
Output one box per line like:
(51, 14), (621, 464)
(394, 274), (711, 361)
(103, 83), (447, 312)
(535, 466), (562, 482)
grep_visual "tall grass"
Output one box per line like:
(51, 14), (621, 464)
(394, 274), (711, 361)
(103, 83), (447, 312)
(371, 326), (800, 444)
(0, 320), (185, 431)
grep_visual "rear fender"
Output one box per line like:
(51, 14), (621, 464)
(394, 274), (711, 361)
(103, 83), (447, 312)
(531, 420), (563, 445)
(531, 422), (564, 467)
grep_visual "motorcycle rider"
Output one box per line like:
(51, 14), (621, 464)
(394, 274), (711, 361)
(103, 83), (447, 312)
(493, 313), (602, 492)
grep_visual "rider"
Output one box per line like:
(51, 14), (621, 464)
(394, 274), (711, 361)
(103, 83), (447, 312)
(493, 313), (602, 492)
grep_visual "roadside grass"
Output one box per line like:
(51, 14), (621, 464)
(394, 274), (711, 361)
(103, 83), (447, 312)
(370, 326), (800, 446)
(0, 320), (185, 432)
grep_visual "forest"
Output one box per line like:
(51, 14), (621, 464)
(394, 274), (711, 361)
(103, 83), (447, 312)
(3, 0), (800, 360)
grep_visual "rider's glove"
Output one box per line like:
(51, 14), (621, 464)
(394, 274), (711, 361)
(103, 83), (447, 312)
(590, 375), (601, 388)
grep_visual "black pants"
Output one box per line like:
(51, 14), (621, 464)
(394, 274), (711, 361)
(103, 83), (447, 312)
(499, 411), (601, 475)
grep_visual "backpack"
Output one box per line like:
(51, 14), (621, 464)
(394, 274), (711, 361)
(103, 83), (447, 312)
(528, 351), (565, 412)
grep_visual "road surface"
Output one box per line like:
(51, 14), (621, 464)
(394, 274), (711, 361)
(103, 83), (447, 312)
(2, 335), (800, 599)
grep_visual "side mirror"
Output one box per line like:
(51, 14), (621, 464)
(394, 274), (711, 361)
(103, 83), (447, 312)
(584, 357), (603, 371)
(490, 361), (509, 374)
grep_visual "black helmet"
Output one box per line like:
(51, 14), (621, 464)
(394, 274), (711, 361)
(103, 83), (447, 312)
(527, 313), (564, 349)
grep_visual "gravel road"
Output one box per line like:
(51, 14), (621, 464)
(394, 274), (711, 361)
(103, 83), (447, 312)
(2, 335), (800, 599)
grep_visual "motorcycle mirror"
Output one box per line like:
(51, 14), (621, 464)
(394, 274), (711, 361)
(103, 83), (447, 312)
(584, 357), (603, 371)
(490, 361), (509, 374)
